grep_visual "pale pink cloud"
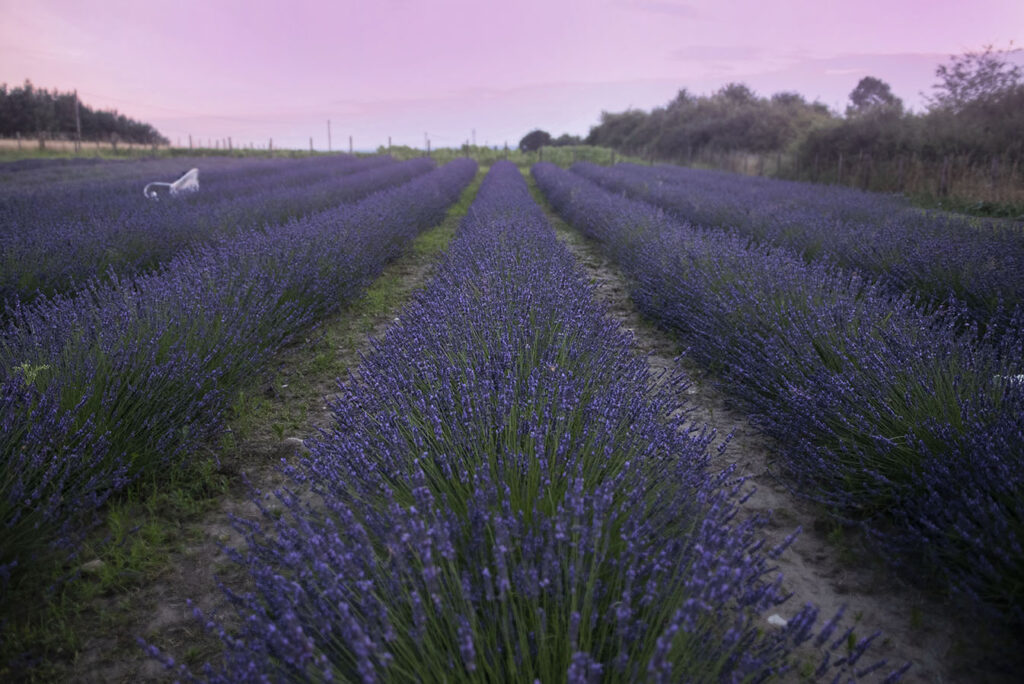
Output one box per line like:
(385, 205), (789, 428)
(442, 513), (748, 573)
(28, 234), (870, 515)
(1, 0), (1020, 148)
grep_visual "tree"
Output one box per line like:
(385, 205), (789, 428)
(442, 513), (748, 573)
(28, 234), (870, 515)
(927, 43), (1023, 112)
(551, 133), (582, 147)
(518, 129), (552, 152)
(0, 80), (168, 143)
(716, 82), (757, 105)
(847, 76), (902, 116)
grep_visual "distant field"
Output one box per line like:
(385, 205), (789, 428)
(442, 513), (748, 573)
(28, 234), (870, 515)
(0, 137), (168, 153)
(0, 138), (343, 161)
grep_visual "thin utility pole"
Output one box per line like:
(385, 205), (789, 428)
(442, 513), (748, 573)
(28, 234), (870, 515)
(349, 135), (353, 155)
(327, 120), (332, 152)
(74, 89), (82, 152)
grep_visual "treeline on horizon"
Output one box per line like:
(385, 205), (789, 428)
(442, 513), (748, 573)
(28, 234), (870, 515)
(0, 80), (168, 145)
(559, 45), (1024, 210)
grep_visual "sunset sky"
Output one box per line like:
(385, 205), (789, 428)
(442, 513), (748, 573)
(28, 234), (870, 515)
(1, 0), (1021, 150)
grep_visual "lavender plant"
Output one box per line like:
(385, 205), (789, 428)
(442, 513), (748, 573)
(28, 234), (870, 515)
(0, 155), (429, 306)
(0, 158), (477, 599)
(571, 161), (1024, 326)
(534, 161), (1024, 624)
(162, 163), (901, 682)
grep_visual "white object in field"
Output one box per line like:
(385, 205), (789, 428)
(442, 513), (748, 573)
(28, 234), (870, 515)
(767, 614), (788, 628)
(143, 168), (200, 199)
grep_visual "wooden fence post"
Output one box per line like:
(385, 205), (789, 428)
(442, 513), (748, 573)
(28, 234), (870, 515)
(938, 156), (951, 197)
(861, 153), (871, 189)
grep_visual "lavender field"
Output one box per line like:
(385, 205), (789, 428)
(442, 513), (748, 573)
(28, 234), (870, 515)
(3, 154), (1022, 681)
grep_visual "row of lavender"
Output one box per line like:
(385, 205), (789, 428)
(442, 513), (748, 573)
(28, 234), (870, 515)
(0, 158), (477, 599)
(0, 155), (267, 192)
(161, 162), (900, 682)
(572, 162), (1024, 325)
(0, 154), (395, 211)
(0, 155), (430, 305)
(533, 162), (1024, 624)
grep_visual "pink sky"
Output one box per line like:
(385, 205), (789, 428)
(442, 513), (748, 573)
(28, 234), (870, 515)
(2, 0), (1021, 150)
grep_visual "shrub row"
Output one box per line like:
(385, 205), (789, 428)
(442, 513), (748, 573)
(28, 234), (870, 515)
(572, 161), (1024, 325)
(534, 161), (1024, 624)
(0, 158), (477, 597)
(0, 155), (428, 305)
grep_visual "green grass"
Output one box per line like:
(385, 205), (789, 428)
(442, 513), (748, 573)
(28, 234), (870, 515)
(379, 144), (646, 170)
(0, 456), (229, 682)
(905, 191), (1024, 220)
(0, 143), (642, 170)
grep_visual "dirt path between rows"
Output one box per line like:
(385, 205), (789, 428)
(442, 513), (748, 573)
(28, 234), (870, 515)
(534, 188), (1016, 683)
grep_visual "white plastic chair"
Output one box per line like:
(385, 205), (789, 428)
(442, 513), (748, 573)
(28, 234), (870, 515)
(143, 168), (200, 199)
